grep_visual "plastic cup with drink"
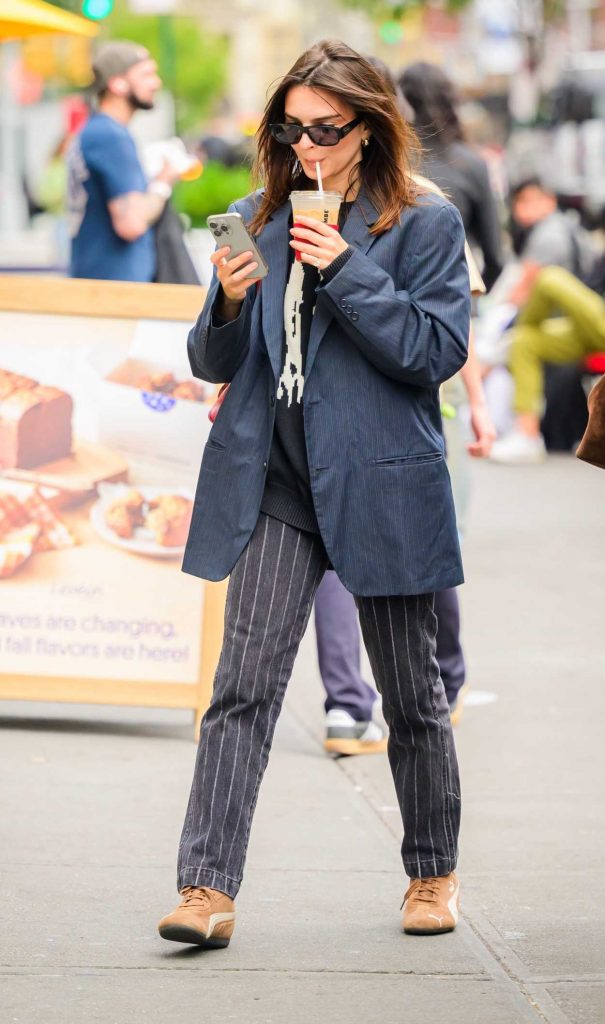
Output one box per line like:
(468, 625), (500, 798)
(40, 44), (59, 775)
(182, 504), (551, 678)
(290, 162), (342, 261)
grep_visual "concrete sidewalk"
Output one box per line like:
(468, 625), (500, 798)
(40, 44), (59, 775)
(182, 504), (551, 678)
(1, 456), (604, 1023)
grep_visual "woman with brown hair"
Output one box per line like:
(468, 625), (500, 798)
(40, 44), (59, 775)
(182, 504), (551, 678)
(159, 39), (470, 946)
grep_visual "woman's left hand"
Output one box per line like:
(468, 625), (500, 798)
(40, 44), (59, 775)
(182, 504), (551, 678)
(467, 400), (497, 458)
(290, 215), (350, 271)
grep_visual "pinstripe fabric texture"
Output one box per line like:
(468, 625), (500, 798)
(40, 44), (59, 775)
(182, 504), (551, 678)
(182, 187), (471, 596)
(177, 514), (460, 898)
(355, 592), (460, 877)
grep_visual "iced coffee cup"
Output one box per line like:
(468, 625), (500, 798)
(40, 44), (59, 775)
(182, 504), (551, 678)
(290, 190), (342, 260)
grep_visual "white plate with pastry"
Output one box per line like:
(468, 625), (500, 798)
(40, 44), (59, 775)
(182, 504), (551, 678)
(90, 484), (193, 558)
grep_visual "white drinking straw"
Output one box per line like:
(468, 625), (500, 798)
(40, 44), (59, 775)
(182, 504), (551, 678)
(315, 160), (324, 200)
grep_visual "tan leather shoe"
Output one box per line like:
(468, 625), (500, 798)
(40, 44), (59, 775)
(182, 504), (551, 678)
(401, 872), (460, 935)
(158, 886), (235, 947)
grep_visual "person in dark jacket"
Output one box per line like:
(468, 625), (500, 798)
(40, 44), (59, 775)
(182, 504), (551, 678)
(398, 61), (503, 292)
(158, 40), (471, 948)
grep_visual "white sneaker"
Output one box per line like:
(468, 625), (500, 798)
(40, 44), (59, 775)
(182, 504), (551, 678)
(324, 708), (388, 757)
(490, 431), (546, 465)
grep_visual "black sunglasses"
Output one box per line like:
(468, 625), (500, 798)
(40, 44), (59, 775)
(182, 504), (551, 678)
(269, 117), (362, 147)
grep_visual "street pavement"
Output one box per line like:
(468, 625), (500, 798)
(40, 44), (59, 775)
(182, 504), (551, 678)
(1, 455), (603, 1023)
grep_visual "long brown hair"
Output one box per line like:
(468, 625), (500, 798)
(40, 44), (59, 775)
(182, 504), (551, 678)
(249, 39), (420, 237)
(398, 62), (465, 150)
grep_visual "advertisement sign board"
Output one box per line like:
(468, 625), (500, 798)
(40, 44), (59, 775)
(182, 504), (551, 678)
(0, 277), (223, 736)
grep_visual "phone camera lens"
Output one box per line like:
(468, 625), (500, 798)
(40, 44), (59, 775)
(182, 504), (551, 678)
(220, 225), (230, 234)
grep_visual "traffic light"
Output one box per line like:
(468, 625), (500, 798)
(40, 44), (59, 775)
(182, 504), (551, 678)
(81, 0), (114, 20)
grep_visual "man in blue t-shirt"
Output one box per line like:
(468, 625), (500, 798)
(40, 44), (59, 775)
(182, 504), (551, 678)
(68, 41), (179, 282)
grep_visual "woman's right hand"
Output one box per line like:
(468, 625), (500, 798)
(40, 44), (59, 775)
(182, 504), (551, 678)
(211, 246), (262, 304)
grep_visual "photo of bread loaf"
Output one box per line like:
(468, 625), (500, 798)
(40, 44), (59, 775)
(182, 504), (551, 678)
(0, 369), (73, 470)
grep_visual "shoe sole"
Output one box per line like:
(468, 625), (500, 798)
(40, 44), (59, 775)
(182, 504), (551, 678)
(158, 924), (230, 948)
(324, 737), (388, 756)
(403, 924), (456, 936)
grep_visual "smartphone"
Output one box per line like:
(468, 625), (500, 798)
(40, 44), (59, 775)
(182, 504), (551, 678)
(207, 212), (269, 280)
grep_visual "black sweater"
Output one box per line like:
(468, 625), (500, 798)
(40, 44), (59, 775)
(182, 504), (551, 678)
(260, 205), (353, 535)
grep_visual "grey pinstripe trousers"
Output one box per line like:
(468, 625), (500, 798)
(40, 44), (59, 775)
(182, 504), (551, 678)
(178, 514), (461, 898)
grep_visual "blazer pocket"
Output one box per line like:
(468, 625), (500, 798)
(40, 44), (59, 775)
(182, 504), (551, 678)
(205, 436), (227, 452)
(200, 437), (227, 473)
(373, 452), (443, 467)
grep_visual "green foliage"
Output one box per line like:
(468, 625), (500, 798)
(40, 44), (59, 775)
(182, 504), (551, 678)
(99, 1), (228, 133)
(337, 0), (472, 14)
(337, 0), (564, 18)
(172, 161), (253, 228)
(47, 0), (81, 11)
(544, 0), (566, 20)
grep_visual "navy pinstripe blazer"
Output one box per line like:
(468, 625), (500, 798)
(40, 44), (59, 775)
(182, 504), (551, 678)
(183, 187), (470, 596)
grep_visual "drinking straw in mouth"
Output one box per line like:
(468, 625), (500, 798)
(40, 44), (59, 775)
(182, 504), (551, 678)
(315, 160), (324, 199)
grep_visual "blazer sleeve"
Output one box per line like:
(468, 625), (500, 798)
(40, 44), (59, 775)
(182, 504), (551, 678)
(186, 203), (253, 384)
(318, 202), (471, 388)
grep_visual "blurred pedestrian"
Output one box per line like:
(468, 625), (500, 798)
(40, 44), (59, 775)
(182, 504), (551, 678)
(491, 263), (605, 464)
(67, 41), (180, 282)
(394, 62), (500, 719)
(159, 39), (471, 947)
(315, 230), (492, 741)
(38, 134), (71, 217)
(316, 570), (387, 756)
(478, 175), (596, 450)
(505, 176), (592, 308)
(486, 177), (598, 463)
(398, 61), (503, 291)
(37, 133), (72, 268)
(372, 57), (496, 723)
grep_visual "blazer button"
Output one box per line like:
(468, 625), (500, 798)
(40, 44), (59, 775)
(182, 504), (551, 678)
(345, 304), (353, 314)
(263, 461), (267, 470)
(350, 312), (359, 321)
(270, 395), (275, 406)
(340, 299), (348, 309)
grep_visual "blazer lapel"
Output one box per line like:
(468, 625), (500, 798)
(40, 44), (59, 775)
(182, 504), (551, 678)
(340, 191), (379, 253)
(305, 191), (379, 383)
(258, 203), (290, 381)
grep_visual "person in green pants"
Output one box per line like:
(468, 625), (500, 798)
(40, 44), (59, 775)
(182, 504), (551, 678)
(490, 264), (605, 464)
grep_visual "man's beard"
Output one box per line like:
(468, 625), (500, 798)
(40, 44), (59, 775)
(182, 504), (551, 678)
(126, 88), (154, 112)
